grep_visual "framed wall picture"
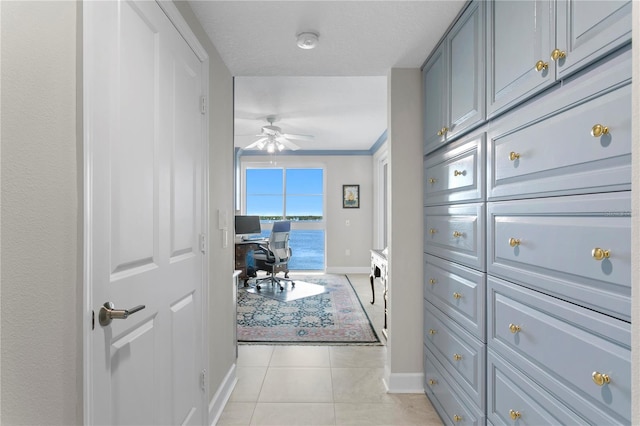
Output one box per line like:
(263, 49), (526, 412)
(342, 184), (360, 208)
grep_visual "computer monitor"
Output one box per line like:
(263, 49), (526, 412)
(234, 215), (262, 240)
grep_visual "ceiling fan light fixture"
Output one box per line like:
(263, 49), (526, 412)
(267, 143), (276, 153)
(296, 32), (319, 50)
(277, 143), (285, 151)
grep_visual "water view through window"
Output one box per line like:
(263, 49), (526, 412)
(246, 167), (325, 270)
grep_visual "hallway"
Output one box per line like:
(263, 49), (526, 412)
(217, 275), (442, 425)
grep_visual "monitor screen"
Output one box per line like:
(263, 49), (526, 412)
(235, 215), (261, 236)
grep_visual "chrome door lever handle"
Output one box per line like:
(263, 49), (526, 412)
(99, 302), (146, 326)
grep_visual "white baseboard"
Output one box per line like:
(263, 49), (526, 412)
(326, 266), (370, 274)
(209, 363), (238, 426)
(383, 372), (424, 394)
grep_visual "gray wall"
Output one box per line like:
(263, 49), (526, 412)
(0, 1), (235, 424)
(386, 68), (424, 385)
(631, 2), (639, 423)
(1, 1), (81, 424)
(173, 0), (237, 408)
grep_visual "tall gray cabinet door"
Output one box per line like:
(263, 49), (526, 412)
(423, 44), (447, 155)
(447, 0), (485, 141)
(487, 0), (555, 118)
(555, 0), (631, 79)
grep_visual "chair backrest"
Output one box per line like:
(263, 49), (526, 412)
(269, 221), (291, 263)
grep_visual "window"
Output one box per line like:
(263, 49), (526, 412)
(245, 167), (325, 270)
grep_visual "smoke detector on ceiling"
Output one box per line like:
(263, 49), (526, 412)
(296, 32), (319, 50)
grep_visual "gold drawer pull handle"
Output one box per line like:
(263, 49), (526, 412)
(509, 323), (521, 334)
(509, 151), (520, 161)
(453, 292), (462, 300)
(428, 329), (437, 335)
(535, 60), (548, 72)
(509, 238), (521, 247)
(509, 409), (522, 420)
(429, 278), (437, 285)
(437, 127), (449, 136)
(428, 178), (437, 184)
(592, 247), (610, 261)
(429, 228), (437, 234)
(592, 371), (611, 386)
(453, 170), (464, 176)
(453, 415), (463, 422)
(591, 124), (609, 137)
(550, 48), (566, 61)
(453, 231), (463, 238)
(453, 353), (462, 361)
(428, 379), (437, 386)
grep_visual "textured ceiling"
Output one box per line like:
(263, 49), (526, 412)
(187, 1), (466, 151)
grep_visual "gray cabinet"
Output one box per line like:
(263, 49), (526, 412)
(424, 129), (485, 207)
(556, 0), (631, 79)
(424, 1), (485, 155)
(486, 0), (555, 118)
(487, 277), (631, 425)
(487, 0), (632, 119)
(423, 1), (631, 424)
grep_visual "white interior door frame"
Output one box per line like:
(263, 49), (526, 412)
(82, 1), (210, 423)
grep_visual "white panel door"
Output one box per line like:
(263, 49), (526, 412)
(84, 1), (206, 424)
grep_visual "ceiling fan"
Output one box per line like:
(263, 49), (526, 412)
(243, 116), (314, 152)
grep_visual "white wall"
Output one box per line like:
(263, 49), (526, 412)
(169, 1), (237, 418)
(385, 68), (424, 392)
(1, 2), (81, 424)
(240, 155), (373, 273)
(631, 2), (639, 422)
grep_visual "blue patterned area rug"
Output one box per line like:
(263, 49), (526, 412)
(237, 274), (381, 345)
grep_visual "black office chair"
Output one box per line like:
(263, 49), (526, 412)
(253, 220), (294, 291)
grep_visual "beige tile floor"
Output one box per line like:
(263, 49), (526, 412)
(218, 274), (443, 426)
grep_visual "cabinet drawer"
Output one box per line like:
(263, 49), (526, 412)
(424, 350), (485, 426)
(487, 349), (587, 426)
(488, 83), (631, 200)
(487, 277), (631, 425)
(424, 254), (485, 341)
(487, 192), (630, 321)
(425, 131), (485, 206)
(424, 203), (485, 271)
(424, 303), (485, 408)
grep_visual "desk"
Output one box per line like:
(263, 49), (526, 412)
(370, 249), (388, 339)
(234, 239), (267, 285)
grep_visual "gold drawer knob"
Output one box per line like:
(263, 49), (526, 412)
(453, 292), (462, 300)
(428, 379), (437, 386)
(550, 48), (566, 61)
(428, 329), (437, 335)
(453, 170), (464, 177)
(591, 124), (609, 137)
(509, 151), (520, 161)
(453, 415), (463, 422)
(453, 353), (462, 361)
(509, 323), (521, 334)
(428, 178), (437, 184)
(509, 409), (522, 420)
(509, 238), (521, 247)
(592, 247), (610, 261)
(429, 278), (437, 285)
(429, 228), (437, 234)
(437, 127), (449, 136)
(535, 60), (548, 72)
(453, 231), (463, 238)
(592, 371), (611, 386)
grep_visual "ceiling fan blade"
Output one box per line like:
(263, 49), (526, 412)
(281, 133), (314, 141)
(244, 137), (268, 150)
(276, 136), (300, 151)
